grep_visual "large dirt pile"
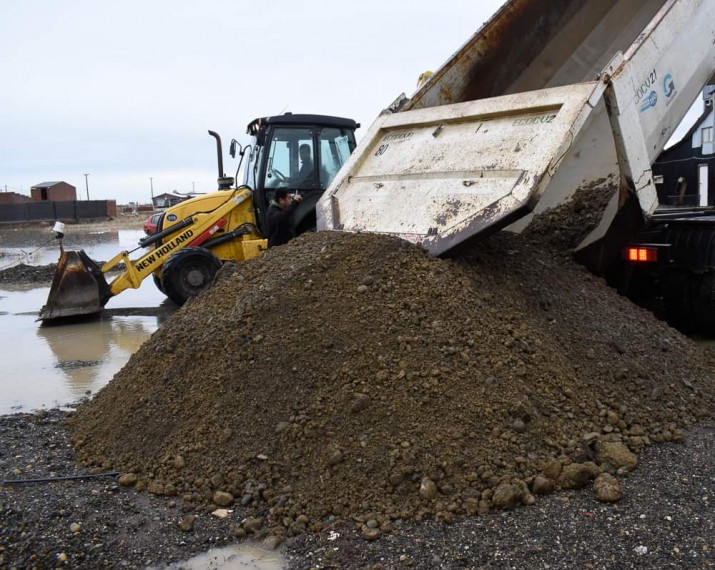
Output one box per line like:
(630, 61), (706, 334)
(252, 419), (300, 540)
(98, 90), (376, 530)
(68, 205), (715, 538)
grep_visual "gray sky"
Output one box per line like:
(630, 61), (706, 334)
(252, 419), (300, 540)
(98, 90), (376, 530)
(0, 0), (702, 204)
(0, 0), (504, 203)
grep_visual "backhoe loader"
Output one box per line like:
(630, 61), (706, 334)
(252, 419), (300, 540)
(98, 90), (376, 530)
(39, 114), (358, 321)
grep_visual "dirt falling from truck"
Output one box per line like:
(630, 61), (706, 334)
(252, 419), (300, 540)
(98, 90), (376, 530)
(69, 186), (714, 538)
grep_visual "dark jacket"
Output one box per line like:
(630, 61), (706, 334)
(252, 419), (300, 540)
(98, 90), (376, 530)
(296, 159), (314, 188)
(266, 199), (299, 248)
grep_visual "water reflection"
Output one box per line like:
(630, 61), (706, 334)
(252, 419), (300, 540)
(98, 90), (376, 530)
(35, 317), (154, 392)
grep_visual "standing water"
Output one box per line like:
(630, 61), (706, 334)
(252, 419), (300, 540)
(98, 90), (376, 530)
(0, 225), (173, 414)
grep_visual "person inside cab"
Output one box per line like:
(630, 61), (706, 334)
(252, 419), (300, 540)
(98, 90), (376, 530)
(293, 143), (314, 188)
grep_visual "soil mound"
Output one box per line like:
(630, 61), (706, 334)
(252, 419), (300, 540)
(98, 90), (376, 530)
(0, 263), (57, 285)
(69, 215), (714, 537)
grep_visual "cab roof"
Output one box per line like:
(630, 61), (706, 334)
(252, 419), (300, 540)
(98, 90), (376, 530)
(246, 113), (359, 135)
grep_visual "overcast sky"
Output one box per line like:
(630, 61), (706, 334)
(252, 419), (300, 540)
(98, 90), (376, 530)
(0, 0), (505, 203)
(0, 1), (703, 205)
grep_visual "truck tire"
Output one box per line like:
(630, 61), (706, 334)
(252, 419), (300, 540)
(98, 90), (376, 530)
(692, 273), (715, 335)
(160, 247), (222, 306)
(661, 270), (697, 333)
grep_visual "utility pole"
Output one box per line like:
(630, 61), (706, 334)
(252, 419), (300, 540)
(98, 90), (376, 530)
(150, 177), (154, 205)
(83, 174), (90, 200)
(192, 181), (195, 193)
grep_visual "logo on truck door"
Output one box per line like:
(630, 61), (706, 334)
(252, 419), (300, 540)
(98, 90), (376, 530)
(635, 69), (659, 112)
(663, 73), (677, 106)
(640, 91), (658, 112)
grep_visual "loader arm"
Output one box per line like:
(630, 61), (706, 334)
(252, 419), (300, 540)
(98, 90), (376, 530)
(104, 187), (252, 298)
(39, 187), (255, 322)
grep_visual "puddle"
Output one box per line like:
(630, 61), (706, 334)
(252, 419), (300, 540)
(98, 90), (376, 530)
(149, 543), (285, 570)
(0, 228), (147, 267)
(0, 230), (175, 414)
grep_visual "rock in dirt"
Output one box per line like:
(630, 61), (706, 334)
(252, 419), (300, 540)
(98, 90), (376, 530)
(491, 483), (526, 509)
(594, 472), (624, 503)
(595, 441), (638, 473)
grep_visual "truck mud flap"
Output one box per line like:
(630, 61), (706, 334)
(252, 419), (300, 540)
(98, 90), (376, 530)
(39, 250), (111, 323)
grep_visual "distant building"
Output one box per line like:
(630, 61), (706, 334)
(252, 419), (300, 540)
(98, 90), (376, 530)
(30, 181), (77, 202)
(0, 192), (31, 204)
(653, 86), (715, 207)
(152, 192), (185, 209)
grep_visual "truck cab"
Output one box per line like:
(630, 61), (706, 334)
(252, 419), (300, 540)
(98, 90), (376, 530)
(243, 114), (359, 236)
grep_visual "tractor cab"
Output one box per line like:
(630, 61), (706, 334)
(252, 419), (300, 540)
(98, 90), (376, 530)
(244, 113), (359, 235)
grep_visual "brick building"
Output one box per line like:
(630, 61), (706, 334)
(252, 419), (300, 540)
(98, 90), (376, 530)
(0, 192), (31, 204)
(30, 181), (77, 201)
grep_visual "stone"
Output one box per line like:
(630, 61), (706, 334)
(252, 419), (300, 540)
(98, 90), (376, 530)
(328, 450), (344, 466)
(512, 418), (527, 433)
(69, 522), (81, 534)
(543, 459), (562, 480)
(147, 482), (165, 495)
(212, 491), (235, 507)
(173, 456), (185, 469)
(389, 472), (404, 486)
(242, 517), (264, 534)
(491, 483), (524, 509)
(419, 477), (438, 500)
(595, 441), (638, 472)
(350, 393), (372, 414)
(179, 515), (196, 532)
(117, 473), (138, 487)
(362, 526), (381, 540)
(594, 473), (623, 503)
(558, 463), (597, 489)
(532, 475), (554, 495)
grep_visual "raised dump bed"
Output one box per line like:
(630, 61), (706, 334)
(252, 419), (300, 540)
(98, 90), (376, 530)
(318, 0), (715, 267)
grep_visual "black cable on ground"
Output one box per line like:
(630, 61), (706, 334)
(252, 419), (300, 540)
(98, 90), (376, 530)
(1, 471), (119, 485)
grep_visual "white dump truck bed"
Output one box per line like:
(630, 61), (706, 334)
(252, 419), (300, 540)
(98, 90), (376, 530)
(318, 0), (715, 262)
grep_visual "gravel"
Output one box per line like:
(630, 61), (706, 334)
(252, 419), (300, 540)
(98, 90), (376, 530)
(1, 411), (712, 568)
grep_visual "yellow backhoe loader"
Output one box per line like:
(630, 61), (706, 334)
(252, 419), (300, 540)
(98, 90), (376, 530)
(40, 114), (359, 322)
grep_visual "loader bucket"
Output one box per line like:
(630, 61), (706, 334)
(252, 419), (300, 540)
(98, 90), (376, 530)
(39, 250), (111, 322)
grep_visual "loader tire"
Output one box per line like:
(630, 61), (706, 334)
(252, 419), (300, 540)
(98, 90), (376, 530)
(160, 247), (222, 306)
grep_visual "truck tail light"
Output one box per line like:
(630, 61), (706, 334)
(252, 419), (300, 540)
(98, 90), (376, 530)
(625, 247), (658, 263)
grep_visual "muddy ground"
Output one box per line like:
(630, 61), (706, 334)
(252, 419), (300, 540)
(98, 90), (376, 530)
(2, 193), (715, 569)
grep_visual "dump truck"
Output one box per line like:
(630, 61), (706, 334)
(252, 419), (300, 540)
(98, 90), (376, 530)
(317, 0), (715, 332)
(39, 114), (358, 321)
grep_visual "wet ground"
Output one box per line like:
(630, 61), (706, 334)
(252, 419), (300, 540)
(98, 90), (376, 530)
(0, 226), (173, 415)
(0, 224), (291, 568)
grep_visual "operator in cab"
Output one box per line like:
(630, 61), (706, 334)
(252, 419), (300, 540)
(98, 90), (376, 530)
(293, 143), (314, 188)
(266, 189), (303, 248)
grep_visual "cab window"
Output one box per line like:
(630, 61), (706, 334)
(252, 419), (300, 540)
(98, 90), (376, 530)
(318, 127), (356, 188)
(263, 128), (316, 190)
